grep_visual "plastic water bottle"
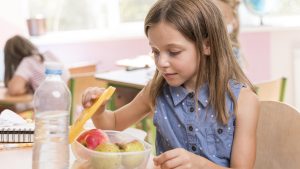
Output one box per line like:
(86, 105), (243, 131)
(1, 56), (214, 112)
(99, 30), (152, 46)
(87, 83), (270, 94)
(32, 62), (71, 169)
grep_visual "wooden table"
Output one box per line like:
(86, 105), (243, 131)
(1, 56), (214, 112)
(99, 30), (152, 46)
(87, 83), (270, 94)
(0, 146), (158, 169)
(0, 88), (33, 105)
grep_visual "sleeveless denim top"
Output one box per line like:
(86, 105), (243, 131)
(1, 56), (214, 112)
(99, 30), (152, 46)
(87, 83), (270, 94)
(153, 80), (245, 167)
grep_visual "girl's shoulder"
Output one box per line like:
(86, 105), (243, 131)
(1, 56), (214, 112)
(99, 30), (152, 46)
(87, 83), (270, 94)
(234, 80), (258, 111)
(228, 79), (246, 98)
(228, 79), (257, 103)
(228, 79), (245, 89)
(19, 55), (42, 67)
(22, 55), (42, 62)
(239, 86), (258, 101)
(236, 85), (259, 122)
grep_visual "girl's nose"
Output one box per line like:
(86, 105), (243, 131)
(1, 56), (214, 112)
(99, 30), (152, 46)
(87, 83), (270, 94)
(156, 53), (170, 68)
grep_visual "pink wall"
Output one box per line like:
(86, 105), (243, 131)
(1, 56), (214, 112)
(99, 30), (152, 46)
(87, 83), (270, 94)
(240, 31), (271, 83)
(38, 37), (150, 72)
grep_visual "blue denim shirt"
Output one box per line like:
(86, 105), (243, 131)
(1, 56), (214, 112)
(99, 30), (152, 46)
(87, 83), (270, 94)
(153, 80), (244, 167)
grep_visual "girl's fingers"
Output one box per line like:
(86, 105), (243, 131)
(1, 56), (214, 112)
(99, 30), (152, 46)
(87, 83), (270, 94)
(84, 102), (92, 108)
(160, 156), (182, 169)
(91, 94), (98, 100)
(154, 151), (178, 166)
(81, 87), (105, 108)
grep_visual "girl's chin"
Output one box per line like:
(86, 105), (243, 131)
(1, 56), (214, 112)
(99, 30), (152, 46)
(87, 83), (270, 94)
(165, 80), (183, 87)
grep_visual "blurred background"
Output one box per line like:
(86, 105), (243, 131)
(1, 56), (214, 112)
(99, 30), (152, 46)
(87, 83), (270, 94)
(1, 0), (300, 110)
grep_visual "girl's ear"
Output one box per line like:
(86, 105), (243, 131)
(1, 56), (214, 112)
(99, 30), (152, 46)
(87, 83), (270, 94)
(203, 38), (211, 55)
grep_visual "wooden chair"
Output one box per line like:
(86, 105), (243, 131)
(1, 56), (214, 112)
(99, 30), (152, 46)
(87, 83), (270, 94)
(255, 77), (287, 102)
(68, 63), (107, 124)
(254, 101), (300, 169)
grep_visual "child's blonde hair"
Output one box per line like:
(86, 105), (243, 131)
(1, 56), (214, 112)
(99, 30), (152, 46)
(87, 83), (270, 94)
(144, 0), (254, 124)
(218, 0), (240, 49)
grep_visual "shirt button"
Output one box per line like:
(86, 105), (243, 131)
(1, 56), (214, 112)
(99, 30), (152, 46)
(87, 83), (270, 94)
(189, 107), (194, 112)
(191, 145), (197, 151)
(189, 126), (193, 131)
(188, 92), (194, 98)
(217, 128), (223, 134)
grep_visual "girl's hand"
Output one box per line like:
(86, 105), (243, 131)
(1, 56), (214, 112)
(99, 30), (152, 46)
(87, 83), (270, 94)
(153, 148), (203, 169)
(81, 87), (107, 113)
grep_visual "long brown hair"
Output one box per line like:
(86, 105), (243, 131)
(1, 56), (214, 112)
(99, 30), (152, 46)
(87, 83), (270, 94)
(144, 0), (254, 124)
(4, 35), (44, 87)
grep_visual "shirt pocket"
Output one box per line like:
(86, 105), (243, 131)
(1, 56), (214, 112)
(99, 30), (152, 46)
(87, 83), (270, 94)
(205, 125), (234, 159)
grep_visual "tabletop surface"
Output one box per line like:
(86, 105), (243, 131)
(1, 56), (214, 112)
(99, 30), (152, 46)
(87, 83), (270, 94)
(0, 88), (33, 104)
(0, 146), (158, 169)
(0, 125), (158, 169)
(95, 68), (155, 89)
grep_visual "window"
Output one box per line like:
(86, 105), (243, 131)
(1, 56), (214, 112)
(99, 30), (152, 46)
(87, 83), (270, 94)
(28, 0), (156, 32)
(240, 0), (300, 26)
(273, 0), (300, 15)
(27, 0), (300, 33)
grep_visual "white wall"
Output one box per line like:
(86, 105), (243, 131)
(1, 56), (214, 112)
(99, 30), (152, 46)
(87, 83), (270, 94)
(294, 49), (300, 109)
(0, 0), (28, 47)
(269, 28), (300, 109)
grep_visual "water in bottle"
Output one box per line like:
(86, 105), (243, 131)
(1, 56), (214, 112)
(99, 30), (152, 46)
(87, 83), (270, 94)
(32, 62), (71, 169)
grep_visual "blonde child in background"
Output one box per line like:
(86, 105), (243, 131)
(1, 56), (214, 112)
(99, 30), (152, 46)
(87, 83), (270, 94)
(213, 0), (244, 67)
(82, 0), (259, 168)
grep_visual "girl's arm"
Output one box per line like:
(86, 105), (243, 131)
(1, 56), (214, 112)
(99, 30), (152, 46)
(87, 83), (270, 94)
(84, 86), (152, 131)
(154, 87), (259, 169)
(7, 75), (28, 95)
(228, 87), (259, 169)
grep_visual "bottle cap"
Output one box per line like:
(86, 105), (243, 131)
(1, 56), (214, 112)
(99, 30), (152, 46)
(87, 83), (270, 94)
(45, 62), (63, 75)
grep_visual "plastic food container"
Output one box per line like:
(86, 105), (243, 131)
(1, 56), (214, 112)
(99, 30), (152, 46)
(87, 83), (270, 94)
(71, 130), (152, 169)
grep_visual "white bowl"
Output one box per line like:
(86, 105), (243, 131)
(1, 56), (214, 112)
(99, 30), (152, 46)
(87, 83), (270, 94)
(71, 130), (152, 169)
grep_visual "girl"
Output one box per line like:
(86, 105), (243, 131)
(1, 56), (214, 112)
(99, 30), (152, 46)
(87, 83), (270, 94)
(82, 0), (259, 168)
(4, 35), (69, 96)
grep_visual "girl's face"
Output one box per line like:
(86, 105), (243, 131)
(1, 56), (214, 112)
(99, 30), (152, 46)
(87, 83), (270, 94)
(148, 22), (207, 91)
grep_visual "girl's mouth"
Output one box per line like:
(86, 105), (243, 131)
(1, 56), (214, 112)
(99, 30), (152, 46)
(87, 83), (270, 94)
(163, 73), (177, 79)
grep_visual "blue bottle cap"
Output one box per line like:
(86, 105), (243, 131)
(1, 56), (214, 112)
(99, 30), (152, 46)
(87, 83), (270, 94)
(45, 62), (63, 75)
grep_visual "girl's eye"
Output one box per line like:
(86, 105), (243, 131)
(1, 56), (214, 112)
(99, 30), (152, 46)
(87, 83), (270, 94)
(169, 51), (181, 56)
(152, 50), (159, 58)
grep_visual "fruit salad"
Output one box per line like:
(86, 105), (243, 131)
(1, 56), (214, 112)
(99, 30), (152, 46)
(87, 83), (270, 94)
(71, 129), (152, 169)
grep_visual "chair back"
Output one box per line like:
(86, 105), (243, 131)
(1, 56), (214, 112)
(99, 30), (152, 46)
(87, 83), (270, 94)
(255, 77), (287, 102)
(254, 101), (300, 169)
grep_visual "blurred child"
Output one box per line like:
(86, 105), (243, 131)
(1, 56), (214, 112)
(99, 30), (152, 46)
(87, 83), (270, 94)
(4, 35), (69, 96)
(82, 0), (259, 168)
(213, 0), (244, 67)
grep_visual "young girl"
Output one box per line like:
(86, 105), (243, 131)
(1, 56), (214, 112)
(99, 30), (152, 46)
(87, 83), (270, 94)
(4, 35), (69, 96)
(82, 0), (259, 168)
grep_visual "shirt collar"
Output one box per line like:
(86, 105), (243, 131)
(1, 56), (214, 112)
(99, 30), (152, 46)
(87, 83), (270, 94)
(168, 84), (209, 107)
